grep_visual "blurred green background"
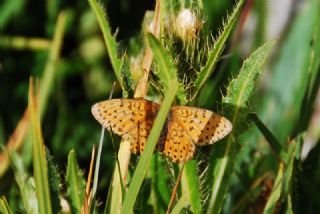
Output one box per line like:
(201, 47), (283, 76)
(1, 0), (319, 213)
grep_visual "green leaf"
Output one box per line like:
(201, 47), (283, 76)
(181, 160), (202, 213)
(0, 196), (12, 214)
(28, 78), (52, 214)
(88, 0), (122, 81)
(121, 81), (178, 213)
(206, 41), (274, 214)
(146, 33), (186, 104)
(193, 0), (244, 99)
(66, 150), (86, 213)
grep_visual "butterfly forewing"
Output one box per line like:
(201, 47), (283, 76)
(171, 106), (232, 146)
(91, 99), (160, 154)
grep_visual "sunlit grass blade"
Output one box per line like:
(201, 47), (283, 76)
(170, 194), (187, 214)
(206, 41), (274, 214)
(0, 196), (12, 214)
(91, 127), (105, 212)
(121, 81), (178, 213)
(0, 36), (51, 50)
(193, 0), (244, 99)
(28, 78), (52, 214)
(87, 0), (121, 79)
(263, 163), (283, 214)
(39, 11), (67, 118)
(66, 150), (86, 213)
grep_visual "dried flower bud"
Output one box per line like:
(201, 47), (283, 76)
(174, 9), (200, 41)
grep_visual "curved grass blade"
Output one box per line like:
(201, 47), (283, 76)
(121, 81), (178, 213)
(87, 0), (121, 80)
(29, 78), (52, 214)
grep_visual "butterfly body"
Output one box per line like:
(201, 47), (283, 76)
(92, 98), (232, 163)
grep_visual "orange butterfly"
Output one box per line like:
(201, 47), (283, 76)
(91, 98), (232, 163)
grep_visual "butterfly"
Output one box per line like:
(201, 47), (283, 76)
(91, 98), (232, 163)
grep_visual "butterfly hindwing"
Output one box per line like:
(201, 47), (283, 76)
(160, 118), (196, 163)
(171, 106), (232, 146)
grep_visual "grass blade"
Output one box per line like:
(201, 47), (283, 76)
(0, 196), (12, 214)
(121, 81), (178, 213)
(206, 41), (274, 213)
(28, 78), (52, 214)
(87, 0), (121, 80)
(193, 0), (244, 98)
(66, 150), (86, 213)
(39, 11), (67, 118)
(249, 113), (286, 159)
(170, 194), (187, 214)
(263, 163), (284, 214)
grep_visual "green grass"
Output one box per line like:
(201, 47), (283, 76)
(0, 0), (320, 213)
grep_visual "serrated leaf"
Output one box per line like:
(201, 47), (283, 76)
(46, 148), (61, 214)
(193, 0), (244, 99)
(119, 55), (134, 98)
(206, 42), (274, 213)
(66, 150), (86, 213)
(146, 33), (186, 104)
